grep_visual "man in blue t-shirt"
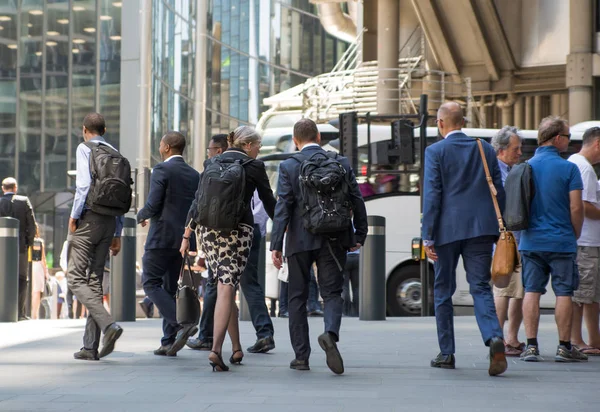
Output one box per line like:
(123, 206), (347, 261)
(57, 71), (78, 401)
(519, 116), (587, 363)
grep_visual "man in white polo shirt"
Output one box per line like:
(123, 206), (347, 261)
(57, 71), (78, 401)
(568, 126), (600, 356)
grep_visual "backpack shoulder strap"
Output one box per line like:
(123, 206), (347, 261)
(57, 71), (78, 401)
(291, 152), (307, 163)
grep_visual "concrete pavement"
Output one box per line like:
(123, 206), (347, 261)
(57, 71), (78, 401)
(0, 315), (598, 411)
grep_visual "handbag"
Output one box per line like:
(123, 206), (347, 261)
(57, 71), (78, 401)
(176, 252), (201, 325)
(476, 139), (518, 289)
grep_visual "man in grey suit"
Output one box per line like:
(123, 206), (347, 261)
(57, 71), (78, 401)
(271, 119), (368, 374)
(0, 177), (37, 321)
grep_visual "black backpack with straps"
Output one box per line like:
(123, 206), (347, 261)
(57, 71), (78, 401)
(293, 151), (352, 235)
(84, 141), (133, 216)
(195, 154), (253, 231)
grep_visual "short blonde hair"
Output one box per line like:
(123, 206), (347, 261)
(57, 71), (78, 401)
(228, 126), (261, 149)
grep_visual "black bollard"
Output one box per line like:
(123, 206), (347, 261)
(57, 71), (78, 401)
(110, 217), (137, 321)
(0, 217), (19, 322)
(359, 215), (386, 321)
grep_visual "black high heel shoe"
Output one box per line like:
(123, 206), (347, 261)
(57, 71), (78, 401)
(229, 349), (244, 365)
(209, 351), (229, 372)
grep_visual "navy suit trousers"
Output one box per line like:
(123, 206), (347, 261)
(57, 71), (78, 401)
(142, 249), (182, 346)
(433, 236), (503, 355)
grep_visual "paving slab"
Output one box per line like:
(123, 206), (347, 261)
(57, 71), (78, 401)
(0, 315), (598, 411)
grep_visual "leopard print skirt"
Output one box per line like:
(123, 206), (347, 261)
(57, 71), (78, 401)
(197, 223), (254, 287)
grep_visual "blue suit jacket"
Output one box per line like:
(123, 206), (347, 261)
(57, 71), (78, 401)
(270, 145), (368, 256)
(422, 132), (505, 246)
(137, 157), (200, 250)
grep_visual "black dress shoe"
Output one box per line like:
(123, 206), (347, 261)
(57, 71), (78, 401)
(318, 332), (344, 375)
(166, 324), (199, 356)
(488, 337), (507, 376)
(138, 300), (154, 318)
(247, 336), (275, 353)
(278, 311), (289, 318)
(290, 359), (310, 370)
(74, 348), (99, 361)
(99, 323), (123, 358)
(430, 353), (456, 369)
(154, 345), (176, 357)
(186, 337), (212, 350)
(308, 309), (324, 317)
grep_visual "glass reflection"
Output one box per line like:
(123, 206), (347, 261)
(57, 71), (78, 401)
(71, 0), (96, 170)
(99, 0), (121, 150)
(19, 0), (44, 194)
(0, 1), (17, 179)
(45, 0), (69, 190)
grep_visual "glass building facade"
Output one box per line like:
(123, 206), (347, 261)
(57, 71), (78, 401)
(0, 0), (121, 264)
(149, 0), (349, 165)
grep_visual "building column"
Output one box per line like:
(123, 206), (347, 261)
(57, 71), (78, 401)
(376, 0), (399, 114)
(534, 95), (543, 127)
(362, 0), (377, 62)
(193, 0), (208, 170)
(514, 95), (524, 129)
(525, 96), (534, 129)
(551, 93), (562, 116)
(567, 0), (593, 124)
(497, 94), (515, 126)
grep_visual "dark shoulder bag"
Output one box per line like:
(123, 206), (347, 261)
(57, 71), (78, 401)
(176, 253), (201, 325)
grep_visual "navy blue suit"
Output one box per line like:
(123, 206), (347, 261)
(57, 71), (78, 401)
(138, 156), (200, 346)
(271, 144), (367, 361)
(422, 132), (504, 355)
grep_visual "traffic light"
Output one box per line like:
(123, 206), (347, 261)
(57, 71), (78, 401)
(339, 112), (358, 172)
(391, 119), (415, 165)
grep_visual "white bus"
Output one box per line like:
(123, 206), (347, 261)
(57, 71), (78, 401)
(260, 121), (594, 316)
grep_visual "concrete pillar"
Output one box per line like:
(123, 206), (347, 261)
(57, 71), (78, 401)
(560, 93), (569, 118)
(567, 0), (593, 124)
(497, 95), (515, 126)
(525, 96), (534, 129)
(194, 0), (209, 169)
(362, 0), (378, 62)
(514, 96), (524, 129)
(377, 0), (399, 114)
(423, 73), (441, 115)
(534, 95), (543, 127)
(551, 94), (562, 116)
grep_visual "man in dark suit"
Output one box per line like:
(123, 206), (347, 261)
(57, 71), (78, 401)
(422, 102), (507, 376)
(271, 118), (368, 374)
(0, 177), (37, 320)
(138, 131), (200, 356)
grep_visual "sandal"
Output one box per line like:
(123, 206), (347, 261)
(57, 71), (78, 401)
(574, 345), (600, 356)
(229, 349), (244, 365)
(209, 351), (230, 372)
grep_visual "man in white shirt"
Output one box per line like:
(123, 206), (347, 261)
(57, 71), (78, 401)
(567, 126), (600, 355)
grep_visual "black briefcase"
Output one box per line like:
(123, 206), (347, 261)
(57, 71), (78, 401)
(176, 253), (201, 325)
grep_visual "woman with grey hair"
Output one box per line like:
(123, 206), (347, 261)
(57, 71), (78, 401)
(181, 125), (276, 371)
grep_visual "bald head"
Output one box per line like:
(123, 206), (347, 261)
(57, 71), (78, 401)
(1, 177), (17, 193)
(435, 102), (464, 138)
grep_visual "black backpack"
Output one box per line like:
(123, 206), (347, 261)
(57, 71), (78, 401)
(195, 154), (253, 231)
(503, 161), (535, 231)
(293, 151), (352, 235)
(84, 141), (133, 216)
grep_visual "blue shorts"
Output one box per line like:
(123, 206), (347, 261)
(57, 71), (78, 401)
(520, 251), (579, 296)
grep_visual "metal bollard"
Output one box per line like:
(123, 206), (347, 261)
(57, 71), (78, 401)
(110, 217), (137, 321)
(239, 232), (266, 321)
(0, 217), (19, 322)
(359, 215), (386, 321)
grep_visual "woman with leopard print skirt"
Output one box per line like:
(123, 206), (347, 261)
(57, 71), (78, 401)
(181, 126), (276, 371)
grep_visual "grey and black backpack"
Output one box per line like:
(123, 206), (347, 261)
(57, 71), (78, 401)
(195, 154), (253, 231)
(293, 151), (352, 235)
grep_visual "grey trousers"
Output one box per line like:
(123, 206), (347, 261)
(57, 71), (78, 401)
(67, 211), (116, 351)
